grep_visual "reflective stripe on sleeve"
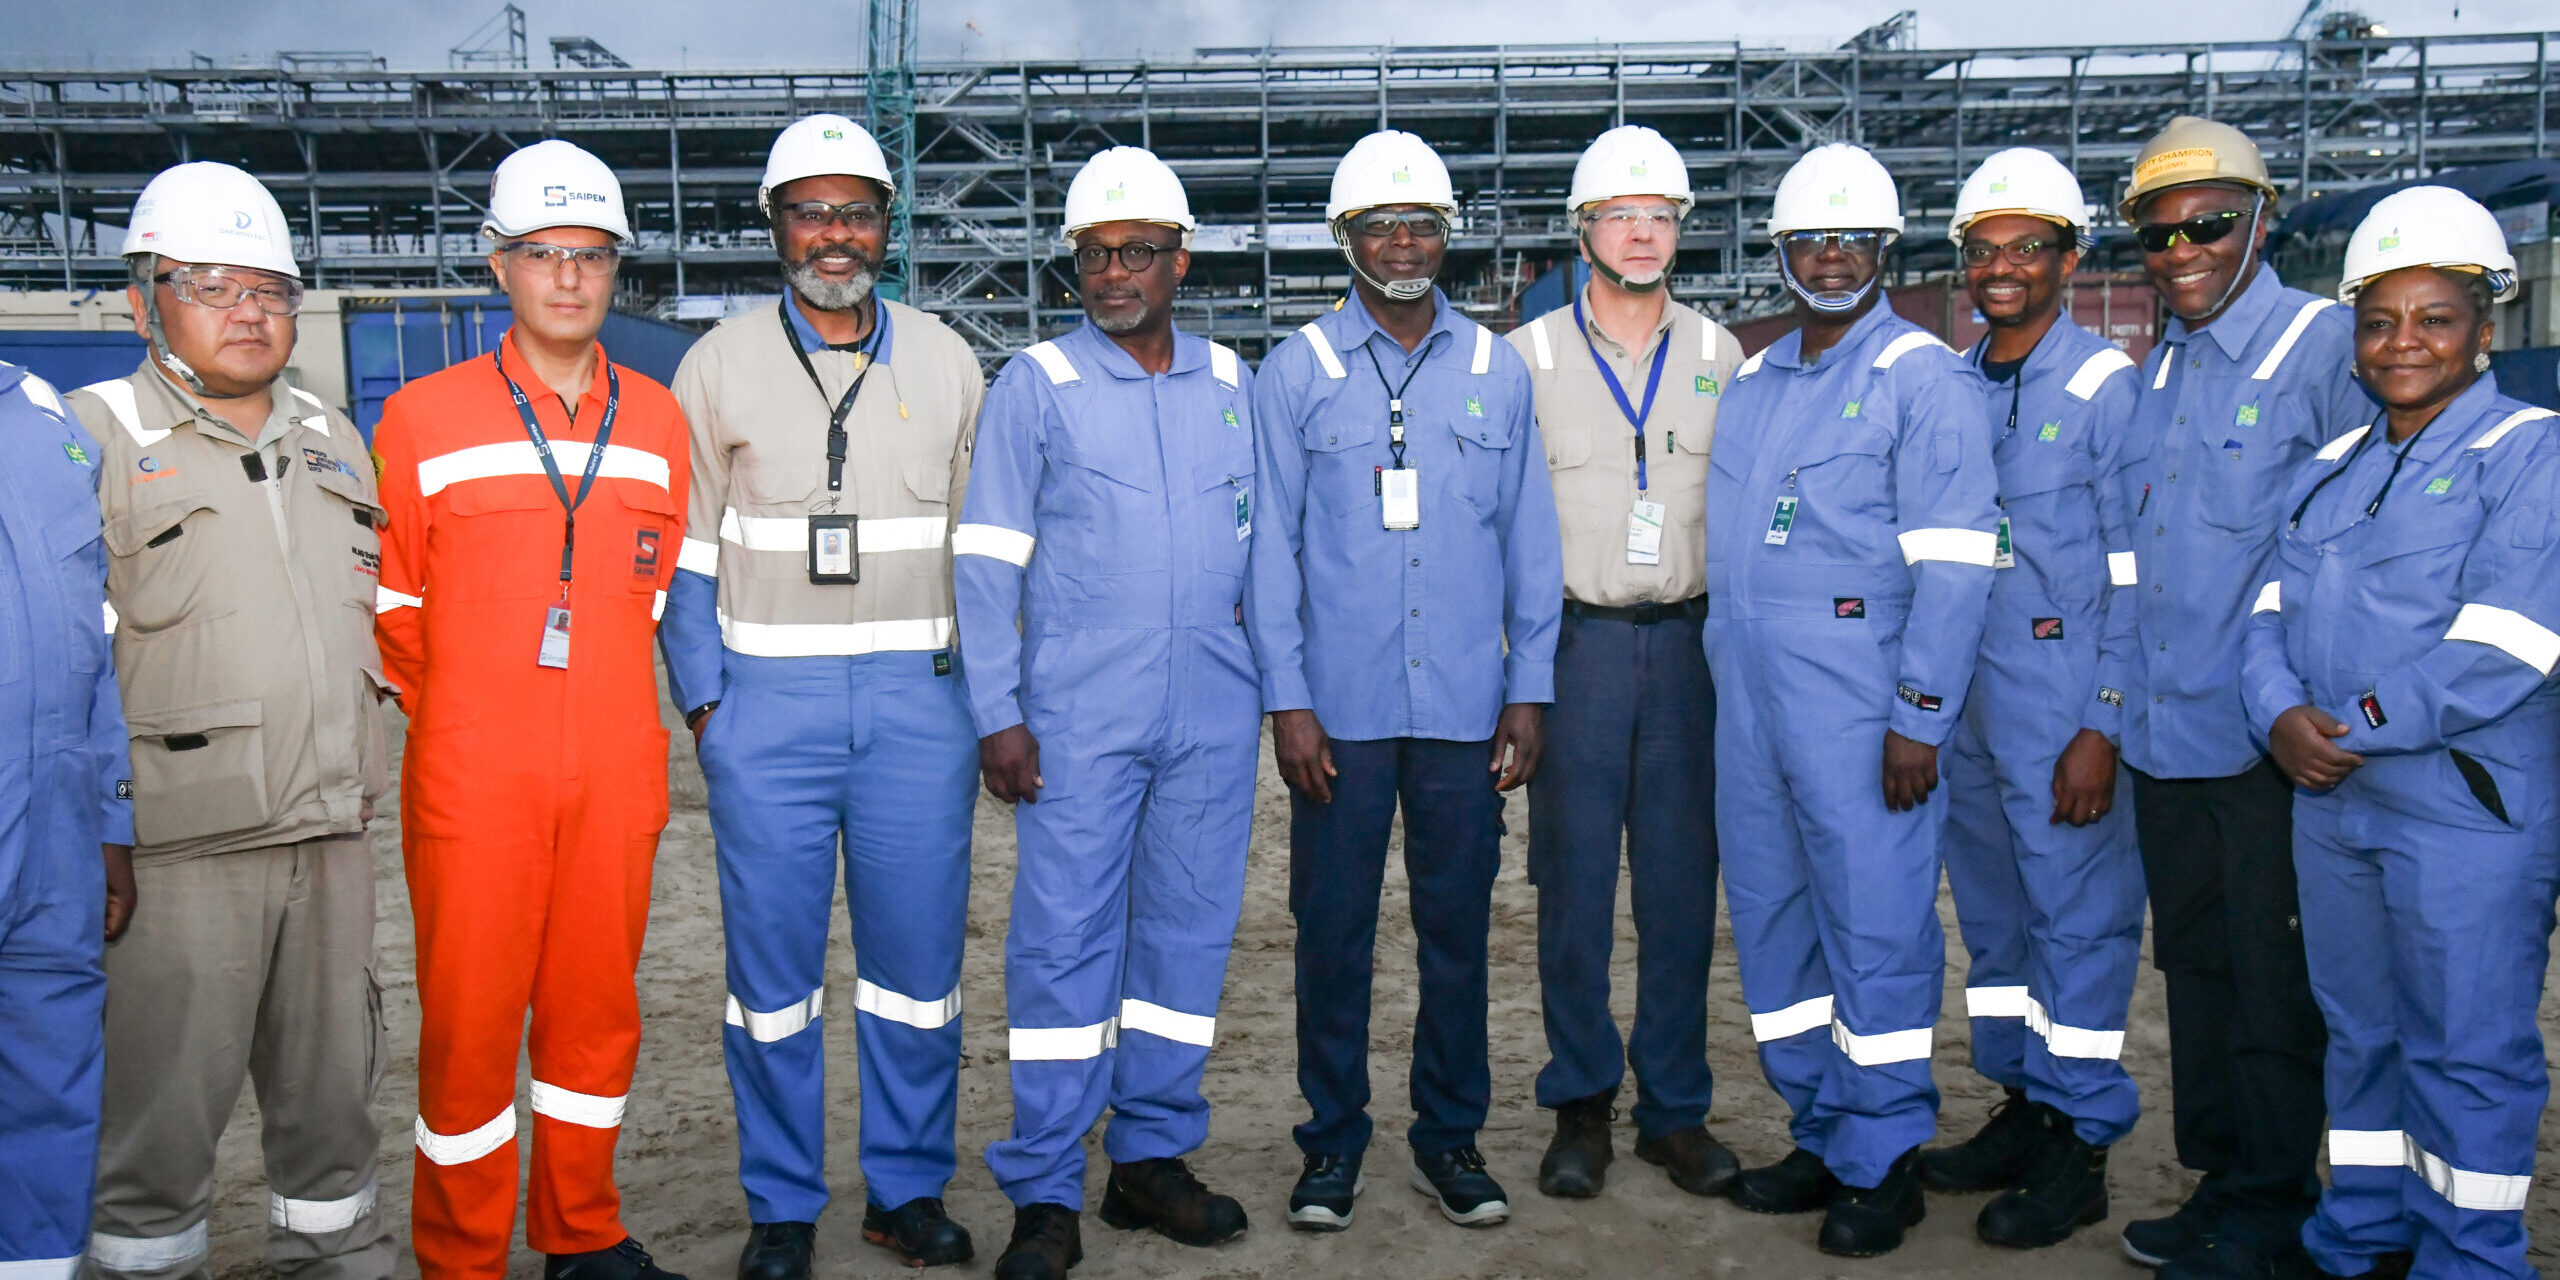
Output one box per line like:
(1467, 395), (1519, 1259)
(86, 1223), (209, 1275)
(102, 601), (119, 633)
(951, 523), (1036, 566)
(854, 977), (961, 1031)
(651, 589), (667, 620)
(1009, 1018), (1119, 1061)
(2152, 356), (2172, 391)
(1527, 316), (1554, 370)
(2064, 347), (2137, 400)
(1209, 342), (1240, 390)
(726, 987), (824, 1042)
(2026, 997), (2125, 1060)
(414, 1107), (516, 1166)
(416, 440), (671, 497)
(1830, 1019), (1933, 1066)
(2109, 551), (2138, 587)
(716, 613), (953, 658)
(2327, 1129), (2408, 1167)
(677, 536), (720, 576)
(375, 587), (424, 614)
(2410, 1143), (2532, 1212)
(1898, 527), (1999, 567)
(1470, 325), (1494, 375)
(2253, 581), (2281, 615)
(1736, 351), (1766, 380)
(1872, 331), (1948, 369)
(1023, 340), (1080, 386)
(2468, 407), (2556, 451)
(1964, 985), (2029, 1018)
(2316, 425), (2372, 461)
(2251, 299), (2337, 381)
(530, 1080), (627, 1129)
(1298, 323), (1347, 380)
(1748, 994), (1834, 1043)
(269, 1178), (378, 1235)
(2445, 603), (2560, 676)
(0, 1255), (82, 1280)
(1120, 997), (1216, 1048)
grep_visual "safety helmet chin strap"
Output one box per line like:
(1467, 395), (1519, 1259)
(1580, 222), (1671, 295)
(1778, 250), (1879, 316)
(2175, 192), (2267, 327)
(136, 253), (258, 401)
(1333, 219), (1437, 302)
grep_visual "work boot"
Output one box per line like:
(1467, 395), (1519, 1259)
(1536, 1091), (1615, 1199)
(736, 1222), (814, 1280)
(1817, 1151), (1927, 1258)
(1916, 1087), (2046, 1192)
(1633, 1126), (1741, 1196)
(992, 1204), (1081, 1280)
(1726, 1147), (1839, 1215)
(861, 1197), (974, 1268)
(2122, 1187), (2226, 1268)
(1977, 1111), (2109, 1248)
(546, 1238), (689, 1280)
(2157, 1234), (2318, 1280)
(2339, 1253), (2414, 1280)
(1408, 1145), (1511, 1226)
(1098, 1157), (1247, 1247)
(1288, 1152), (1364, 1232)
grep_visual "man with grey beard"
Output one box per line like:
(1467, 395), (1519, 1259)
(659, 114), (988, 1280)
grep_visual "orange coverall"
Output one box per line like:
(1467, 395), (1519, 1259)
(372, 331), (689, 1279)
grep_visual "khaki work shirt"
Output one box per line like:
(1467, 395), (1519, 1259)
(1509, 289), (1744, 607)
(68, 363), (389, 862)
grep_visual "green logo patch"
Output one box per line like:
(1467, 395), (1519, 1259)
(61, 441), (88, 465)
(2425, 475), (2453, 495)
(1840, 400), (1861, 419)
(1222, 407), (1240, 427)
(1465, 395), (1484, 418)
(2038, 422), (2061, 442)
(1695, 374), (1720, 398)
(2235, 403), (2261, 427)
(2378, 233), (2401, 251)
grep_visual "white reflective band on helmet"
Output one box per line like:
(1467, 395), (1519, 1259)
(652, 589), (666, 620)
(2251, 299), (2337, 381)
(2470, 407), (2556, 451)
(1470, 326), (1494, 376)
(1298, 323), (1346, 380)
(952, 523), (1036, 566)
(716, 612), (953, 658)
(79, 379), (166, 449)
(2445, 603), (2560, 676)
(1010, 1018), (1119, 1061)
(414, 1107), (516, 1166)
(416, 440), (670, 498)
(2066, 348), (2137, 400)
(102, 601), (119, 634)
(2327, 1129), (2408, 1167)
(1120, 997), (1216, 1047)
(720, 510), (945, 556)
(854, 977), (961, 1030)
(1831, 1019), (1933, 1066)
(727, 987), (824, 1042)
(678, 537), (720, 577)
(1023, 341), (1080, 386)
(2317, 425), (2372, 462)
(1872, 332), (1948, 370)
(2410, 1143), (2532, 1212)
(87, 1223), (209, 1275)
(0, 1255), (81, 1280)
(1964, 985), (2029, 1018)
(1899, 527), (2000, 567)
(1527, 316), (1554, 370)
(269, 1179), (378, 1235)
(1209, 343), (1239, 390)
(1735, 351), (1766, 380)
(2253, 581), (2282, 615)
(2026, 996), (2125, 1060)
(1749, 994), (1834, 1042)
(531, 1080), (626, 1129)
(2109, 551), (2139, 587)
(375, 586), (423, 614)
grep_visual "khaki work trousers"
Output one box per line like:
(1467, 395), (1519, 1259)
(84, 836), (392, 1280)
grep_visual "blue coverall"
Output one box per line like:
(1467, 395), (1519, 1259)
(954, 324), (1264, 1210)
(0, 362), (133, 1280)
(1939, 320), (2146, 1145)
(2242, 382), (2560, 1280)
(1703, 302), (1998, 1189)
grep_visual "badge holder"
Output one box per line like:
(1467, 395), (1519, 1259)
(808, 513), (860, 584)
(538, 601), (573, 669)
(1627, 498), (1665, 565)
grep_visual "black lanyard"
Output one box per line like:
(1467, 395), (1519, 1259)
(495, 348), (618, 587)
(1364, 339), (1434, 470)
(1572, 293), (1670, 492)
(780, 300), (882, 496)
(1972, 336), (2039, 438)
(2288, 412), (2419, 531)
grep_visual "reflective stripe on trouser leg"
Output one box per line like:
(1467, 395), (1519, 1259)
(1939, 707), (2030, 1092)
(0, 788), (106, 1278)
(2294, 803), (2418, 1272)
(82, 1224), (206, 1277)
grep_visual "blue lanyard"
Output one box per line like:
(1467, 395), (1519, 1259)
(495, 346), (619, 586)
(1572, 293), (1669, 491)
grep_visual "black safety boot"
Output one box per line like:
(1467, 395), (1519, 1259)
(2158, 1234), (2322, 1280)
(1726, 1147), (1839, 1215)
(1818, 1151), (1927, 1258)
(861, 1197), (973, 1267)
(1916, 1087), (2047, 1192)
(1409, 1145), (1511, 1226)
(1977, 1110), (2110, 1248)
(736, 1222), (813, 1280)
(546, 1238), (689, 1280)
(1633, 1125), (1741, 1197)
(1536, 1091), (1615, 1199)
(991, 1204), (1080, 1280)
(1287, 1152), (1364, 1232)
(2122, 1185), (2226, 1268)
(1098, 1157), (1247, 1247)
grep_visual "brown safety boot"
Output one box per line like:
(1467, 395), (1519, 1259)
(1097, 1157), (1247, 1247)
(1634, 1125), (1742, 1196)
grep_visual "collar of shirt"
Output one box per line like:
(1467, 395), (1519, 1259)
(497, 328), (615, 425)
(130, 359), (300, 452)
(2163, 264), (2282, 361)
(1759, 295), (1899, 373)
(1576, 283), (1675, 363)
(1331, 285), (1459, 369)
(784, 290), (898, 363)
(1065, 319), (1212, 381)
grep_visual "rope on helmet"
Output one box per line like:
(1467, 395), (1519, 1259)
(1778, 249), (1879, 316)
(1578, 212), (1671, 295)
(1332, 217), (1437, 302)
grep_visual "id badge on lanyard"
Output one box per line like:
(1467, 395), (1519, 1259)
(496, 351), (618, 670)
(1365, 345), (1428, 531)
(784, 302), (878, 584)
(1627, 499), (1665, 565)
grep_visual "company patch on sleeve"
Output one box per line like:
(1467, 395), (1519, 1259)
(2359, 691), (2387, 729)
(2097, 687), (2124, 707)
(1897, 684), (1944, 713)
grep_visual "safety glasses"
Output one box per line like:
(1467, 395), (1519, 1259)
(2135, 209), (2248, 254)
(1350, 210), (1448, 240)
(1780, 230), (1884, 257)
(1073, 241), (1172, 275)
(1960, 237), (2060, 267)
(500, 242), (621, 276)
(779, 200), (885, 232)
(155, 266), (304, 316)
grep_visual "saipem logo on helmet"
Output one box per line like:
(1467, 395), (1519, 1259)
(542, 184), (610, 209)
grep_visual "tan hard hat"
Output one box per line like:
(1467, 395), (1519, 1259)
(2118, 116), (2278, 221)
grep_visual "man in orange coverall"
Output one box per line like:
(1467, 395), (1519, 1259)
(371, 139), (692, 1280)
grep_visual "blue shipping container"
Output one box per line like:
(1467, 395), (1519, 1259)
(2490, 347), (2560, 413)
(342, 295), (701, 441)
(0, 330), (151, 395)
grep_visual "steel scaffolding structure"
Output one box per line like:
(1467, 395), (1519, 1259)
(3, 31), (2554, 362)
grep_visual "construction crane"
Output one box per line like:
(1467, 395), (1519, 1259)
(2285, 0), (2385, 43)
(868, 0), (919, 299)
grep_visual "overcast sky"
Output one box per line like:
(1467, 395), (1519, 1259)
(6, 0), (2554, 68)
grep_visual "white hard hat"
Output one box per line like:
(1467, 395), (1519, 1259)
(2338, 185), (2520, 305)
(122, 162), (300, 278)
(1950, 147), (2092, 248)
(482, 140), (632, 246)
(759, 114), (896, 217)
(1063, 146), (1195, 246)
(1767, 142), (1905, 240)
(1568, 125), (1693, 221)
(1327, 131), (1458, 223)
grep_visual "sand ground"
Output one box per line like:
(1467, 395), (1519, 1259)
(187, 702), (2560, 1279)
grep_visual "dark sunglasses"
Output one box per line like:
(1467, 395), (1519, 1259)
(1350, 210), (1448, 240)
(2135, 209), (2248, 254)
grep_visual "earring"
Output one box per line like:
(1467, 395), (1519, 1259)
(2475, 352), (2493, 373)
